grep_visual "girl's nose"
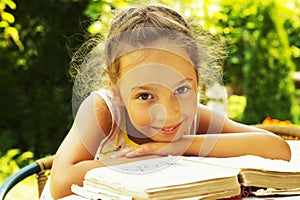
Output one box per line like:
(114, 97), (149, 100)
(149, 104), (166, 123)
(149, 95), (181, 123)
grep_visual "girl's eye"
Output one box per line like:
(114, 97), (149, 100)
(175, 86), (190, 94)
(137, 93), (152, 101)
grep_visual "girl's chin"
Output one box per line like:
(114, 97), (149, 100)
(149, 133), (184, 143)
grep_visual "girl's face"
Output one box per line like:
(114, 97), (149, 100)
(114, 49), (198, 143)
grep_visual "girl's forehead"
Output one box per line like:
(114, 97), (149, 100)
(119, 49), (194, 75)
(117, 50), (197, 90)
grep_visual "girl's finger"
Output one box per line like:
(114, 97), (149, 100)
(124, 146), (154, 157)
(125, 150), (144, 157)
(110, 148), (134, 159)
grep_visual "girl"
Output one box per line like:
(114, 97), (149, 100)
(49, 4), (291, 199)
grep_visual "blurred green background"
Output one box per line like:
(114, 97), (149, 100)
(1, 0), (299, 166)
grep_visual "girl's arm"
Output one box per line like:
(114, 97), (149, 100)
(117, 104), (291, 161)
(50, 93), (111, 199)
(50, 126), (103, 199)
(189, 104), (291, 161)
(182, 131), (291, 161)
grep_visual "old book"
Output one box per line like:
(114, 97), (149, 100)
(71, 156), (241, 200)
(71, 154), (300, 199)
(186, 155), (300, 197)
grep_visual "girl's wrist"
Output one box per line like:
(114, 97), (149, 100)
(173, 136), (196, 156)
(179, 135), (204, 156)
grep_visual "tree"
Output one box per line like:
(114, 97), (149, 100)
(202, 0), (297, 123)
(242, 1), (295, 123)
(0, 0), (90, 157)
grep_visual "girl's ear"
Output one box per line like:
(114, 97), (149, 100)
(110, 83), (124, 106)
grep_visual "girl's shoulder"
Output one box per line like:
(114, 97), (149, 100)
(87, 89), (113, 136)
(92, 89), (113, 102)
(196, 104), (228, 134)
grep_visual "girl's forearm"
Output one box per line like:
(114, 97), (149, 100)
(182, 133), (291, 161)
(51, 159), (128, 199)
(50, 160), (103, 199)
(50, 155), (162, 199)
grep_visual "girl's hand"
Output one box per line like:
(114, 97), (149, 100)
(110, 140), (188, 159)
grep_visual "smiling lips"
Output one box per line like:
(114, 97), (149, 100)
(153, 122), (182, 135)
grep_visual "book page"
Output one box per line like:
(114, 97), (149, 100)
(85, 156), (239, 191)
(185, 155), (300, 173)
(109, 155), (179, 174)
(253, 188), (300, 196)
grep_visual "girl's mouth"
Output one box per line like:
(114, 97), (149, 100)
(153, 122), (182, 136)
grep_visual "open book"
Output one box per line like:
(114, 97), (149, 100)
(71, 156), (241, 199)
(70, 154), (300, 200)
(186, 155), (300, 197)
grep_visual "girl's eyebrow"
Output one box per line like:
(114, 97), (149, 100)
(131, 85), (155, 91)
(172, 78), (194, 88)
(131, 78), (194, 91)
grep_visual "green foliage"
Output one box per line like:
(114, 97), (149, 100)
(226, 95), (246, 122)
(83, 0), (140, 36)
(0, 0), (89, 157)
(284, 1), (300, 71)
(204, 0), (300, 90)
(0, 0), (23, 50)
(0, 149), (34, 183)
(293, 89), (300, 123)
(242, 1), (296, 124)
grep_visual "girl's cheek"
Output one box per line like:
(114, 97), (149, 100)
(128, 104), (151, 127)
(178, 96), (198, 116)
